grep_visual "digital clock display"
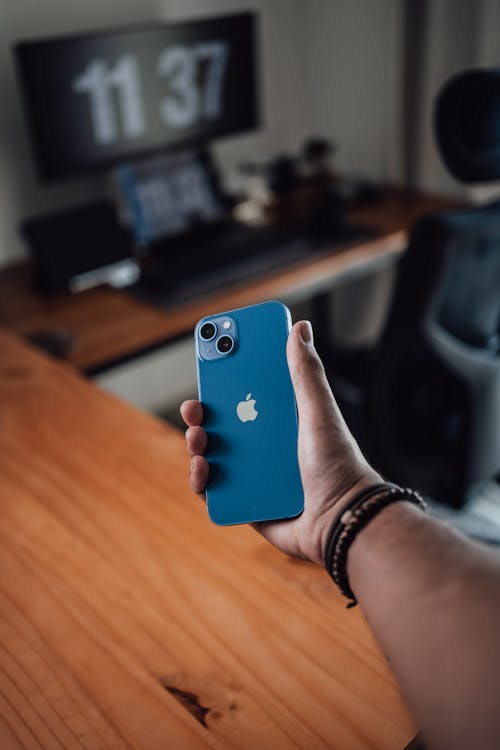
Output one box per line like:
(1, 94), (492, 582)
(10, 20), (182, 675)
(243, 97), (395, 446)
(14, 13), (258, 181)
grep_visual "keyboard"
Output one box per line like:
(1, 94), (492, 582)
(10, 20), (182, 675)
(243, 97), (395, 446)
(131, 220), (372, 308)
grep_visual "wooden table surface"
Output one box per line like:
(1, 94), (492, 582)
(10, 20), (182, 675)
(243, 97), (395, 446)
(0, 329), (416, 749)
(0, 188), (459, 375)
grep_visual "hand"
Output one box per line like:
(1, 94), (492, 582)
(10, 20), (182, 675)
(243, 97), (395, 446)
(181, 320), (381, 566)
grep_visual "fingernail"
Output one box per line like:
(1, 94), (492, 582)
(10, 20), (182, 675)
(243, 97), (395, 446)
(300, 320), (313, 345)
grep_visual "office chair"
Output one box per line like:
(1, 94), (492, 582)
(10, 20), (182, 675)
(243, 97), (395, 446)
(333, 69), (500, 508)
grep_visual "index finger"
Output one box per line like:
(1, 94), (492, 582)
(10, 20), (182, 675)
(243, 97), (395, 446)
(180, 399), (204, 427)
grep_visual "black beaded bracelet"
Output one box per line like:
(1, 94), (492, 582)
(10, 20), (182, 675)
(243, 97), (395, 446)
(324, 483), (427, 608)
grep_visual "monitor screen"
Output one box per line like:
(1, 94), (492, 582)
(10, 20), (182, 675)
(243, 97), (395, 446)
(14, 13), (259, 181)
(113, 150), (226, 245)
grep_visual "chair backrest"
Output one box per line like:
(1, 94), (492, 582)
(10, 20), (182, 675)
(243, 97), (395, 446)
(435, 69), (500, 182)
(387, 204), (500, 349)
(367, 203), (500, 506)
(365, 68), (500, 506)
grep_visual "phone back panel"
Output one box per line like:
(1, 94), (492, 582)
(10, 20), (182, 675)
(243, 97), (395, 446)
(196, 301), (303, 525)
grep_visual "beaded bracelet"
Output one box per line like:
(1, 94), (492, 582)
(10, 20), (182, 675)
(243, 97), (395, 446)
(324, 483), (427, 608)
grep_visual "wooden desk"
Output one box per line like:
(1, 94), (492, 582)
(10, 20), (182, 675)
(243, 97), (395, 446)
(0, 188), (459, 375)
(0, 329), (416, 749)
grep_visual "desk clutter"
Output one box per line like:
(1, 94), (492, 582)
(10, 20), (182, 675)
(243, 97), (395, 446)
(21, 140), (379, 304)
(15, 10), (377, 305)
(0, 188), (449, 373)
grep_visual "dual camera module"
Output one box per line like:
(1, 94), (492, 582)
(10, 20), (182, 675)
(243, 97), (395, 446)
(197, 318), (236, 361)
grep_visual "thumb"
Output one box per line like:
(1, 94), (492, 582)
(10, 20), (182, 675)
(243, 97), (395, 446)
(286, 320), (339, 428)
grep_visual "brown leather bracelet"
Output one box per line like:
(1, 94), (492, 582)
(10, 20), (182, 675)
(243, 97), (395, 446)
(324, 483), (427, 608)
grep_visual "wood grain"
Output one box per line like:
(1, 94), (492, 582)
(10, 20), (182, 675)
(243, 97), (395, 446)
(0, 329), (416, 748)
(0, 188), (461, 374)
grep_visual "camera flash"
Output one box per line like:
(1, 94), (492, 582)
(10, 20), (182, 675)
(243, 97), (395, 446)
(223, 320), (231, 329)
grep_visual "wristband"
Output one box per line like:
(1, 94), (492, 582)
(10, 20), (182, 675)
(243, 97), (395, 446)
(324, 483), (427, 608)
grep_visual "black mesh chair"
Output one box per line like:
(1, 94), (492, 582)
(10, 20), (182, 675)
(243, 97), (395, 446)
(333, 70), (500, 508)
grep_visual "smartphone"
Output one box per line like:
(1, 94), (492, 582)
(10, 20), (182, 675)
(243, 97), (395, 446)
(195, 300), (304, 525)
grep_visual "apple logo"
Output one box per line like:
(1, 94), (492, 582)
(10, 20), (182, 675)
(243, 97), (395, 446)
(236, 393), (258, 422)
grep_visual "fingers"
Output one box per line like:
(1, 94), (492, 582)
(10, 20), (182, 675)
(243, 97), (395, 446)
(190, 454), (209, 495)
(181, 401), (209, 496)
(180, 399), (203, 427)
(286, 321), (338, 428)
(185, 425), (207, 456)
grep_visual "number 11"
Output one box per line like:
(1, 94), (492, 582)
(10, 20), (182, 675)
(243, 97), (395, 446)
(73, 55), (146, 144)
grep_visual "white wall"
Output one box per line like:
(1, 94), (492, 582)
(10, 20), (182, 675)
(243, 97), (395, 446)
(296, 0), (403, 182)
(0, 0), (403, 268)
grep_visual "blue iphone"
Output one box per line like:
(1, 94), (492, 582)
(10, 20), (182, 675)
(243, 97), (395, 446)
(195, 300), (304, 525)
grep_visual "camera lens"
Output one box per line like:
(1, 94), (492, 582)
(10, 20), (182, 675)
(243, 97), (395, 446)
(216, 335), (234, 354)
(200, 322), (216, 341)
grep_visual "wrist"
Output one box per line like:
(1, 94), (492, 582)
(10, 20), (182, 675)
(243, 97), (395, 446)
(323, 484), (426, 606)
(318, 470), (383, 566)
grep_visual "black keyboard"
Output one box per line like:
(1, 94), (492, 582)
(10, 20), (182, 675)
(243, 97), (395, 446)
(131, 220), (372, 307)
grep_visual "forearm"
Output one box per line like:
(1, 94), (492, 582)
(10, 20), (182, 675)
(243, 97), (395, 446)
(347, 502), (500, 750)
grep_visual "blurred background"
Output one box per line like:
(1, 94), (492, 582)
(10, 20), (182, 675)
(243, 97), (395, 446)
(1, 0), (499, 537)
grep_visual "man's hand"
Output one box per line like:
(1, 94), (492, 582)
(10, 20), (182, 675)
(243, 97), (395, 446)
(181, 320), (380, 565)
(184, 320), (500, 750)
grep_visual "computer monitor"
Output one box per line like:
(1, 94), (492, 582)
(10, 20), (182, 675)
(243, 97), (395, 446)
(14, 13), (259, 181)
